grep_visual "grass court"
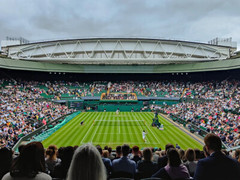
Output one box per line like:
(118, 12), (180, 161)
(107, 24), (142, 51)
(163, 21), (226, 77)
(42, 112), (203, 149)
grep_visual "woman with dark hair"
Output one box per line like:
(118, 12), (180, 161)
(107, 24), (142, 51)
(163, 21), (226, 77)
(137, 148), (158, 177)
(53, 146), (74, 179)
(152, 148), (190, 180)
(0, 147), (13, 179)
(2, 142), (51, 180)
(45, 145), (61, 176)
(184, 148), (197, 177)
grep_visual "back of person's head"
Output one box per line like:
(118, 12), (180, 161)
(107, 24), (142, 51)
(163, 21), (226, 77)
(46, 144), (58, 160)
(104, 145), (108, 150)
(143, 148), (152, 162)
(0, 147), (13, 179)
(204, 133), (222, 152)
(132, 146), (139, 154)
(18, 144), (25, 154)
(11, 142), (45, 178)
(96, 145), (103, 155)
(167, 148), (181, 167)
(67, 143), (107, 180)
(61, 146), (74, 164)
(116, 146), (122, 156)
(194, 148), (201, 160)
(102, 150), (109, 158)
(108, 147), (112, 154)
(165, 143), (174, 151)
(122, 144), (130, 156)
(178, 149), (185, 160)
(185, 148), (195, 162)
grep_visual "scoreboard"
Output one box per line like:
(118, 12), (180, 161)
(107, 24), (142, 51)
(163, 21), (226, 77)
(68, 100), (84, 110)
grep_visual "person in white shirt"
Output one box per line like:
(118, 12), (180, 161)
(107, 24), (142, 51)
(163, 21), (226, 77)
(142, 130), (147, 142)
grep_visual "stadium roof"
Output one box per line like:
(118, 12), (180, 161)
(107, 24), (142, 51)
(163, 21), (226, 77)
(1, 37), (236, 65)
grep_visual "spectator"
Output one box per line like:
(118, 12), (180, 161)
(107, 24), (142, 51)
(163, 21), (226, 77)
(178, 149), (186, 163)
(184, 148), (197, 177)
(194, 133), (240, 180)
(194, 148), (201, 161)
(113, 145), (122, 160)
(53, 146), (74, 179)
(67, 143), (107, 180)
(2, 142), (51, 180)
(137, 148), (158, 176)
(152, 148), (190, 179)
(0, 147), (13, 179)
(96, 145), (112, 176)
(131, 145), (141, 164)
(45, 145), (61, 176)
(157, 143), (174, 169)
(108, 147), (115, 160)
(112, 144), (136, 176)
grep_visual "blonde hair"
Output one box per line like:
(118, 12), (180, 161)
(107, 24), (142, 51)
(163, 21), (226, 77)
(67, 143), (107, 180)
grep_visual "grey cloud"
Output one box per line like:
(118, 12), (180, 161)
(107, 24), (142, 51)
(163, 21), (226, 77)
(0, 0), (240, 49)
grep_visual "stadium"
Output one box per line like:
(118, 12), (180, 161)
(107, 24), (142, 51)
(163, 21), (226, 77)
(0, 37), (240, 179)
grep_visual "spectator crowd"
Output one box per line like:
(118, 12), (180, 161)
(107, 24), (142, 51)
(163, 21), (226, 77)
(0, 80), (74, 149)
(0, 134), (240, 180)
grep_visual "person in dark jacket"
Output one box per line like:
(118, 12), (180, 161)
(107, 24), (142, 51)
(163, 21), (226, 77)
(137, 148), (158, 176)
(194, 133), (240, 180)
(157, 143), (174, 169)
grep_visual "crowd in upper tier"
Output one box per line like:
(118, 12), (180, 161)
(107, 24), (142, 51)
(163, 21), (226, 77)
(0, 134), (240, 180)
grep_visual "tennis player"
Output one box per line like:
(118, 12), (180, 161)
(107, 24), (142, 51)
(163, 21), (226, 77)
(142, 130), (147, 142)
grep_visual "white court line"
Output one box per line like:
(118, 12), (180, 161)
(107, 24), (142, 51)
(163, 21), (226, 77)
(90, 113), (102, 143)
(81, 141), (161, 145)
(80, 112), (99, 144)
(80, 123), (94, 144)
(96, 133), (140, 135)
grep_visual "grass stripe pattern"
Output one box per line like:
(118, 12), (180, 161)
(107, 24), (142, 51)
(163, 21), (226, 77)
(42, 112), (203, 149)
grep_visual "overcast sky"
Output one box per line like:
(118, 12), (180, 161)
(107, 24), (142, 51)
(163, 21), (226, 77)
(1, 0), (240, 49)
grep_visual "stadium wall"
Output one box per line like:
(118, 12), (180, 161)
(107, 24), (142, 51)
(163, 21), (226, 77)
(1, 57), (240, 73)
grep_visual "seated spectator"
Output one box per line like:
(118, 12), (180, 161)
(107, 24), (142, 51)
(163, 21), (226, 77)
(184, 148), (197, 177)
(194, 148), (201, 161)
(194, 133), (240, 180)
(112, 144), (136, 177)
(108, 147), (115, 160)
(152, 148), (190, 180)
(157, 143), (174, 169)
(178, 149), (186, 163)
(0, 147), (13, 179)
(67, 143), (107, 180)
(113, 145), (122, 160)
(2, 142), (51, 180)
(53, 146), (74, 179)
(137, 148), (158, 176)
(96, 145), (112, 176)
(131, 145), (141, 164)
(45, 145), (61, 176)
